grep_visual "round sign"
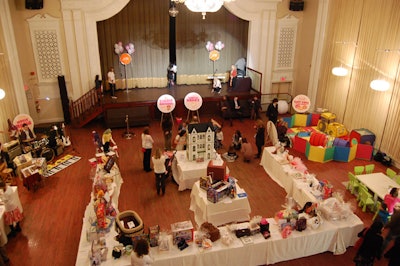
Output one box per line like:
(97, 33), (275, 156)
(119, 53), (132, 65)
(13, 113), (34, 130)
(184, 92), (203, 111)
(209, 50), (220, 61)
(292, 94), (311, 113)
(157, 94), (176, 113)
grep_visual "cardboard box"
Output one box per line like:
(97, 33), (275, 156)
(207, 181), (230, 203)
(207, 160), (226, 182)
(171, 221), (194, 245)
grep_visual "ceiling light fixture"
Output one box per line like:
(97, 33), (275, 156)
(172, 0), (233, 19)
(331, 66), (348, 77)
(0, 88), (5, 100)
(370, 79), (390, 92)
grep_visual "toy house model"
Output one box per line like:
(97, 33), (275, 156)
(186, 122), (215, 161)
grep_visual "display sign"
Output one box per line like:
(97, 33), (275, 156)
(184, 92), (203, 111)
(13, 114), (34, 130)
(292, 94), (311, 113)
(157, 94), (176, 113)
(119, 53), (132, 65)
(209, 50), (220, 61)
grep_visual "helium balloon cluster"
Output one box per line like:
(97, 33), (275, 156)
(114, 42), (135, 55)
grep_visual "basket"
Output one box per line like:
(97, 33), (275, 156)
(115, 210), (144, 237)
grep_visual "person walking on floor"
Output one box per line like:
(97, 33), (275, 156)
(254, 119), (265, 159)
(152, 148), (167, 196)
(0, 181), (23, 238)
(141, 127), (154, 172)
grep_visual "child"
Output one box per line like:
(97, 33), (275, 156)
(131, 238), (153, 266)
(377, 202), (390, 225)
(0, 181), (23, 238)
(232, 130), (242, 150)
(215, 127), (224, 150)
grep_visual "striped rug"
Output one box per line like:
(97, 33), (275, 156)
(44, 154), (81, 177)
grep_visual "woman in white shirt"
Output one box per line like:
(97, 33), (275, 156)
(141, 127), (154, 172)
(151, 148), (167, 195)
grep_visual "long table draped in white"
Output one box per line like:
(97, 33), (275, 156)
(190, 181), (251, 227)
(260, 146), (321, 207)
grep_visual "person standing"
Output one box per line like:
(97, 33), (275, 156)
(0, 181), (23, 238)
(141, 127), (154, 172)
(131, 238), (153, 266)
(229, 65), (237, 88)
(167, 63), (177, 88)
(233, 96), (242, 121)
(250, 96), (262, 120)
(353, 220), (383, 266)
(107, 67), (116, 98)
(254, 119), (265, 158)
(161, 115), (173, 151)
(152, 148), (167, 196)
(102, 128), (116, 153)
(232, 130), (242, 150)
(266, 98), (279, 125)
(221, 96), (233, 127)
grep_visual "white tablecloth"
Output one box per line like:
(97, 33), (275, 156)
(189, 181), (251, 227)
(260, 146), (318, 207)
(76, 212), (362, 266)
(356, 172), (400, 201)
(172, 151), (229, 191)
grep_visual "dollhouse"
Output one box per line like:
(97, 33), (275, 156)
(186, 122), (215, 161)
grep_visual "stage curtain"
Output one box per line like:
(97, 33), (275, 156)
(97, 0), (170, 88)
(316, 0), (400, 163)
(175, 6), (248, 83)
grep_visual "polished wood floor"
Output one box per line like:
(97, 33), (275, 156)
(4, 112), (396, 266)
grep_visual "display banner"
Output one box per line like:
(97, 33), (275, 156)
(184, 92), (203, 111)
(157, 94), (176, 113)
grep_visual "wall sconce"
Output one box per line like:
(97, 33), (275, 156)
(0, 88), (5, 100)
(370, 79), (390, 91)
(331, 66), (348, 77)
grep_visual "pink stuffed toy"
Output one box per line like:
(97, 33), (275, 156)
(290, 157), (308, 174)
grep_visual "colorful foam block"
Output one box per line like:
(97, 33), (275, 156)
(350, 128), (376, 146)
(282, 116), (293, 128)
(293, 135), (308, 154)
(293, 114), (308, 127)
(333, 139), (358, 162)
(305, 141), (334, 163)
(356, 143), (374, 160)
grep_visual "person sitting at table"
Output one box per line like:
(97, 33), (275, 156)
(384, 187), (400, 215)
(377, 202), (390, 225)
(0, 180), (23, 238)
(20, 123), (36, 152)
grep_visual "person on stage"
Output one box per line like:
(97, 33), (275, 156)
(107, 67), (116, 98)
(20, 123), (36, 152)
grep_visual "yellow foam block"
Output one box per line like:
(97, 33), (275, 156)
(293, 114), (308, 127)
(305, 142), (334, 163)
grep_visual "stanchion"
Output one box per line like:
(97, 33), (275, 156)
(123, 115), (134, 139)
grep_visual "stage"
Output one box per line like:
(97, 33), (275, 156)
(101, 78), (258, 128)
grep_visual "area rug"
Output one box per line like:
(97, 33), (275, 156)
(44, 154), (81, 177)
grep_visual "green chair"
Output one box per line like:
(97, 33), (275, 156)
(347, 172), (359, 195)
(394, 175), (400, 186)
(365, 164), (375, 174)
(354, 166), (365, 175)
(358, 186), (375, 212)
(357, 182), (368, 201)
(386, 168), (397, 178)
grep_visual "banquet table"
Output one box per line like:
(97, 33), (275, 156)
(260, 146), (319, 206)
(189, 180), (251, 227)
(171, 151), (229, 191)
(0, 186), (23, 246)
(356, 172), (400, 202)
(75, 212), (362, 266)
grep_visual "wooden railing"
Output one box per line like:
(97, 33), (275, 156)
(69, 88), (102, 124)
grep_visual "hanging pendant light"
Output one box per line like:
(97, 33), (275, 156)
(331, 66), (348, 77)
(172, 0), (233, 19)
(370, 79), (390, 91)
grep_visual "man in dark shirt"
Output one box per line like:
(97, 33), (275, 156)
(266, 98), (279, 124)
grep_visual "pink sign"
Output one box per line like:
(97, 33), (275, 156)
(292, 94), (311, 113)
(13, 113), (34, 130)
(184, 92), (203, 111)
(157, 94), (176, 113)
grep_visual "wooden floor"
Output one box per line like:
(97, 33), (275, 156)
(4, 112), (396, 266)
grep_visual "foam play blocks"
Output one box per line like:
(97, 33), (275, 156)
(305, 141), (334, 163)
(350, 128), (376, 146)
(356, 143), (374, 160)
(293, 114), (308, 127)
(333, 138), (358, 162)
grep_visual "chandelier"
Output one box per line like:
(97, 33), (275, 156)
(171, 0), (233, 19)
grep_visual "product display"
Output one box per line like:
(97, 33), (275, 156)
(171, 220), (194, 245)
(207, 159), (226, 182)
